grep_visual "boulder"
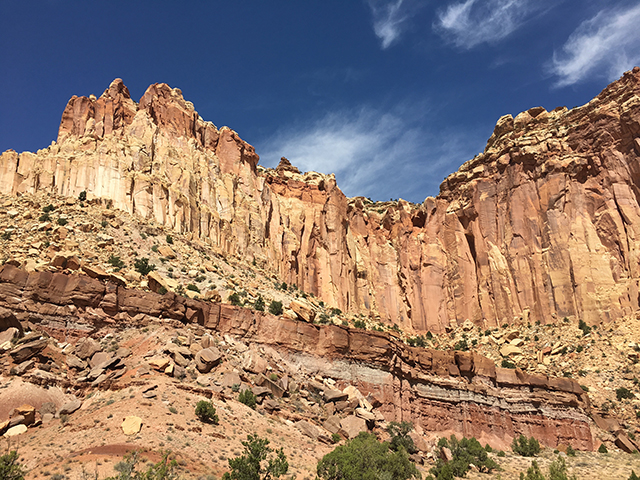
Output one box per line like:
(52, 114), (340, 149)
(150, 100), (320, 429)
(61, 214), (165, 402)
(296, 420), (320, 440)
(242, 350), (267, 375)
(66, 354), (87, 370)
(0, 326), (19, 345)
(58, 399), (82, 416)
(289, 300), (316, 322)
(323, 415), (342, 434)
(3, 424), (27, 437)
(324, 389), (349, 403)
(12, 405), (35, 425)
(195, 347), (223, 373)
(221, 372), (242, 389)
(75, 337), (101, 360)
(340, 415), (368, 439)
(500, 344), (522, 357)
(121, 416), (142, 435)
(10, 338), (48, 363)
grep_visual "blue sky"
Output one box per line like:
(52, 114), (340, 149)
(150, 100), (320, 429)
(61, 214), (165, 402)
(2, 1), (640, 203)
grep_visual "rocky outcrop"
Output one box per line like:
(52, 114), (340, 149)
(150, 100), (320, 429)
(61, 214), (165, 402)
(2, 69), (640, 332)
(0, 265), (593, 449)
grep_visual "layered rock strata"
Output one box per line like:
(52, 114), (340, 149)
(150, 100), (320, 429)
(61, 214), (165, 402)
(2, 70), (640, 331)
(0, 264), (593, 449)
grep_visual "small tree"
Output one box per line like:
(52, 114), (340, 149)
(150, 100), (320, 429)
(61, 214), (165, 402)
(548, 456), (576, 480)
(268, 300), (283, 316)
(238, 389), (257, 410)
(387, 421), (417, 454)
(79, 190), (87, 201)
(317, 432), (420, 480)
(0, 451), (25, 480)
(431, 435), (498, 478)
(222, 434), (288, 480)
(254, 295), (265, 312)
(520, 460), (546, 480)
(512, 435), (541, 456)
(195, 400), (219, 424)
(134, 257), (156, 276)
(104, 451), (177, 480)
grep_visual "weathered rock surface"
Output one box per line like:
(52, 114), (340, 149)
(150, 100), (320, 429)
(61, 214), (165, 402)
(0, 264), (595, 450)
(3, 72), (640, 331)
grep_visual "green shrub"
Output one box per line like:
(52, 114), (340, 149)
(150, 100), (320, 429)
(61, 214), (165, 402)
(497, 450), (506, 457)
(548, 456), (576, 480)
(630, 471), (640, 480)
(578, 319), (591, 336)
(254, 295), (265, 312)
(454, 338), (469, 351)
(269, 373), (278, 382)
(520, 460), (546, 480)
(484, 444), (493, 452)
(598, 443), (608, 453)
(430, 435), (498, 478)
(223, 434), (288, 480)
(387, 421), (416, 454)
(512, 435), (541, 457)
(151, 244), (159, 252)
(105, 450), (177, 480)
(229, 293), (243, 306)
(186, 284), (201, 293)
(617, 387), (635, 401)
(353, 320), (366, 329)
(566, 445), (576, 456)
(101, 220), (108, 228)
(317, 431), (420, 480)
(134, 257), (156, 275)
(238, 389), (257, 409)
(0, 451), (25, 480)
(195, 400), (218, 424)
(57, 217), (68, 226)
(166, 235), (173, 244)
(331, 433), (341, 444)
(502, 359), (517, 369)
(43, 204), (55, 213)
(39, 213), (51, 222)
(108, 254), (125, 270)
(78, 190), (87, 201)
(268, 300), (283, 316)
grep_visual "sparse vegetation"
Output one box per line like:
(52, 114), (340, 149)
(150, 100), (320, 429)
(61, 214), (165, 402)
(578, 319), (592, 336)
(268, 300), (283, 316)
(134, 257), (156, 275)
(186, 284), (201, 293)
(238, 389), (257, 409)
(229, 293), (243, 306)
(430, 435), (498, 479)
(108, 254), (125, 270)
(195, 400), (219, 424)
(254, 295), (265, 312)
(0, 451), (25, 480)
(512, 435), (541, 457)
(502, 359), (517, 369)
(78, 190), (87, 201)
(222, 434), (288, 480)
(617, 387), (635, 401)
(105, 450), (177, 480)
(317, 431), (420, 480)
(166, 234), (173, 244)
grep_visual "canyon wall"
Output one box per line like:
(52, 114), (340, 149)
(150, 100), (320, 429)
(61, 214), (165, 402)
(0, 264), (593, 450)
(2, 70), (640, 332)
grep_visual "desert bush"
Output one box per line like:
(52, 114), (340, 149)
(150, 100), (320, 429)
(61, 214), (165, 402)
(353, 319), (366, 329)
(222, 434), (288, 480)
(317, 432), (420, 480)
(578, 319), (591, 336)
(186, 284), (201, 293)
(0, 451), (25, 480)
(268, 300), (283, 316)
(430, 435), (498, 478)
(105, 450), (177, 480)
(565, 445), (576, 457)
(134, 257), (156, 276)
(502, 359), (517, 369)
(617, 387), (635, 401)
(238, 389), (257, 409)
(166, 234), (173, 244)
(229, 293), (243, 306)
(512, 435), (541, 457)
(598, 443), (608, 453)
(387, 421), (416, 454)
(57, 217), (68, 226)
(254, 295), (265, 312)
(195, 400), (219, 424)
(78, 190), (87, 201)
(108, 254), (125, 270)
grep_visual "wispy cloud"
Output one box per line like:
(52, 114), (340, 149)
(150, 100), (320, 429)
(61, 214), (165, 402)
(256, 105), (484, 203)
(435, 0), (534, 49)
(549, 4), (640, 87)
(367, 0), (420, 49)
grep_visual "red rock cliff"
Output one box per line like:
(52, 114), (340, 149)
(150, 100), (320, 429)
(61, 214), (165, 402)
(2, 70), (640, 332)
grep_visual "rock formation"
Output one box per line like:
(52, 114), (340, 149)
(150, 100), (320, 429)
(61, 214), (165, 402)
(0, 264), (594, 450)
(2, 69), (640, 332)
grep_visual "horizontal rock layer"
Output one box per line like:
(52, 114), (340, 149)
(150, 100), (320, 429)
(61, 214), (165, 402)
(0, 264), (593, 449)
(2, 70), (640, 332)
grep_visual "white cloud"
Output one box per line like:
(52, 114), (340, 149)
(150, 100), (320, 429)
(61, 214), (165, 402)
(367, 0), (418, 49)
(549, 4), (640, 87)
(256, 105), (484, 203)
(435, 0), (534, 49)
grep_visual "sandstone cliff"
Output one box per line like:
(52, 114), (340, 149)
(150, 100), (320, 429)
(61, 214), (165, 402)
(2, 69), (640, 332)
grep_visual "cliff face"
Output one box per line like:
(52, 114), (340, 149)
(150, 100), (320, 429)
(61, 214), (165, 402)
(2, 69), (640, 332)
(0, 264), (594, 450)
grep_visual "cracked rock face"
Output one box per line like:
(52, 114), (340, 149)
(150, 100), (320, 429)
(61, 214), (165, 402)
(2, 69), (640, 332)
